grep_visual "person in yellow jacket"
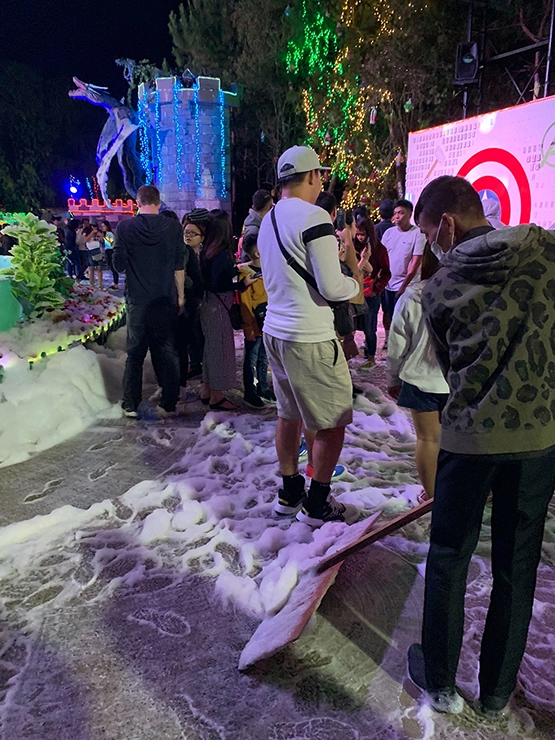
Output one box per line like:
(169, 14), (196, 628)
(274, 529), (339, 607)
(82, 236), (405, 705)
(239, 233), (276, 408)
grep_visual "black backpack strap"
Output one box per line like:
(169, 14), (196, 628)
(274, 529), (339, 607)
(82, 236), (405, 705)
(270, 207), (319, 294)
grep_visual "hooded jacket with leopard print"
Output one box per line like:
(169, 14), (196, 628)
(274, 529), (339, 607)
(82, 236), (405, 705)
(422, 224), (555, 455)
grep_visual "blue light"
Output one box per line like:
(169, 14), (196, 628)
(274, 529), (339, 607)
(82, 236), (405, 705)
(172, 81), (184, 189)
(138, 87), (153, 185)
(154, 86), (163, 184)
(192, 84), (202, 186)
(218, 89), (227, 198)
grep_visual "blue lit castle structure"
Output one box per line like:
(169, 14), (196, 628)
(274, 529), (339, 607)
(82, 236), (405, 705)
(137, 76), (238, 217)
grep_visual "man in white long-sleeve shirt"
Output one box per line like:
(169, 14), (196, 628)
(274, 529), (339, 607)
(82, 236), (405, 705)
(258, 146), (362, 526)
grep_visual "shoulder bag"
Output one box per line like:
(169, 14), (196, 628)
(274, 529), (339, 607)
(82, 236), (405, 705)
(270, 208), (354, 337)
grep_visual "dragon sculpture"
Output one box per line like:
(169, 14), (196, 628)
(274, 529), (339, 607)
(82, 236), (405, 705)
(69, 77), (145, 205)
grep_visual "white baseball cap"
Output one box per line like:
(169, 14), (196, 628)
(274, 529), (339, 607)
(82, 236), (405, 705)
(277, 145), (329, 180)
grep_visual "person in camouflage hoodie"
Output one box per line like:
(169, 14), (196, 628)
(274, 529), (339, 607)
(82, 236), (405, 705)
(406, 175), (555, 719)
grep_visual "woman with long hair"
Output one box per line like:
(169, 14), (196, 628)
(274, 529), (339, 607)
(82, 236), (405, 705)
(181, 210), (207, 381)
(386, 243), (449, 501)
(82, 224), (105, 288)
(199, 210), (239, 410)
(355, 217), (391, 368)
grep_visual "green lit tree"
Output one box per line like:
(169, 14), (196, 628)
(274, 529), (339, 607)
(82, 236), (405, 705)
(285, 0), (463, 206)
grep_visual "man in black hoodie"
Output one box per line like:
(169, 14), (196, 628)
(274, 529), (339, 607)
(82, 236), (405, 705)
(114, 185), (185, 417)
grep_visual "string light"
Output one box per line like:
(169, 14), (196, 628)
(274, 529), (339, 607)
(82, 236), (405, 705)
(172, 80), (184, 189)
(287, 0), (428, 206)
(192, 84), (202, 186)
(138, 87), (153, 185)
(26, 304), (127, 366)
(154, 86), (163, 185)
(218, 89), (227, 198)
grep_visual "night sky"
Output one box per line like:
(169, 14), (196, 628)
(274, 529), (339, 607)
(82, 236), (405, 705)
(4, 0), (182, 98)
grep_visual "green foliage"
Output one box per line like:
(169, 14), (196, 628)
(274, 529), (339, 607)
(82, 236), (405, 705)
(0, 214), (70, 317)
(169, 0), (238, 84)
(116, 59), (166, 105)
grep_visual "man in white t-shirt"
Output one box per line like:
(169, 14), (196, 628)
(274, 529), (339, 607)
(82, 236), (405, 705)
(381, 199), (425, 346)
(258, 145), (362, 526)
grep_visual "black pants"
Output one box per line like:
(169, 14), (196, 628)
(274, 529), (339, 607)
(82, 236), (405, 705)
(422, 447), (555, 706)
(175, 312), (189, 387)
(122, 301), (180, 412)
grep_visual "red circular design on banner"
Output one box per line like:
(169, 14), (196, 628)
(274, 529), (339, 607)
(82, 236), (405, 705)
(472, 175), (511, 225)
(457, 147), (531, 224)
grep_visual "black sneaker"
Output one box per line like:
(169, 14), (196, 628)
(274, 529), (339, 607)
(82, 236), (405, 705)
(244, 393), (265, 409)
(407, 644), (464, 714)
(472, 696), (507, 720)
(296, 495), (359, 527)
(122, 406), (138, 418)
(274, 488), (304, 516)
(259, 389), (277, 404)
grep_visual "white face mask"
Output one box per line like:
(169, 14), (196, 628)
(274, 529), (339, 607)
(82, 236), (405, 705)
(430, 219), (454, 260)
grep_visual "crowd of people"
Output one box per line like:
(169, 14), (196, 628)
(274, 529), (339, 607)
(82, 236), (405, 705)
(4, 143), (554, 723)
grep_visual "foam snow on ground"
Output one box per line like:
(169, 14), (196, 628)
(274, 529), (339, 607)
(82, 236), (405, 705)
(0, 380), (421, 619)
(0, 345), (121, 467)
(2, 341), (555, 737)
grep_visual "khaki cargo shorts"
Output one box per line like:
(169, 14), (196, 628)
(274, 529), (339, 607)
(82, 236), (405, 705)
(264, 334), (353, 431)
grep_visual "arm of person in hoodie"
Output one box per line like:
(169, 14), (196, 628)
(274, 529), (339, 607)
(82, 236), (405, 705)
(112, 226), (127, 273)
(424, 315), (451, 378)
(421, 287), (451, 377)
(386, 294), (413, 394)
(173, 224), (185, 311)
(303, 214), (359, 302)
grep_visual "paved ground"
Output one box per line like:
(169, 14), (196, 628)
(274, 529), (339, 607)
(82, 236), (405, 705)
(1, 334), (555, 740)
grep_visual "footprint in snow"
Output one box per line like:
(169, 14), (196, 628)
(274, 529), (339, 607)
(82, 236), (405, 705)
(127, 608), (191, 637)
(24, 478), (64, 503)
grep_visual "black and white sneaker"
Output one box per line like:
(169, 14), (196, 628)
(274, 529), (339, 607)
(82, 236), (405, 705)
(274, 488), (304, 516)
(244, 393), (266, 409)
(259, 389), (277, 404)
(122, 407), (138, 418)
(407, 644), (464, 714)
(296, 495), (359, 527)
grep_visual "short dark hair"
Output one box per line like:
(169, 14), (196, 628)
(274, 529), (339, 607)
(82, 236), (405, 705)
(277, 170), (311, 187)
(315, 191), (337, 215)
(395, 199), (414, 213)
(414, 176), (484, 226)
(252, 190), (272, 212)
(137, 185), (161, 206)
(379, 199), (394, 220)
(242, 232), (258, 257)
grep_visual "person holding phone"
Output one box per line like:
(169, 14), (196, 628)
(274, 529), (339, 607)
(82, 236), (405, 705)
(82, 224), (105, 288)
(355, 217), (391, 368)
